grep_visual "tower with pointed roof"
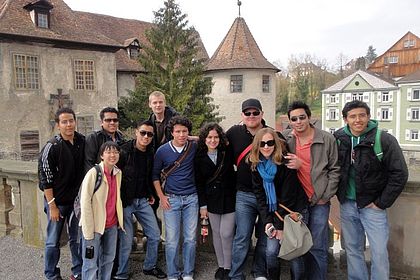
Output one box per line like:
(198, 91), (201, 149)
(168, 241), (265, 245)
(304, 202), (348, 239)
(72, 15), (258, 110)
(205, 15), (279, 129)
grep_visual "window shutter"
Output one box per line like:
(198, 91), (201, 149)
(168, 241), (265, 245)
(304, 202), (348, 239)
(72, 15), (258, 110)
(363, 92), (369, 101)
(389, 108), (393, 120)
(377, 92), (382, 103)
(389, 91), (394, 102)
(407, 88), (412, 101)
(377, 108), (382, 120)
(345, 93), (351, 102)
(407, 108), (412, 120)
(405, 129), (410, 141)
(336, 94), (340, 104)
(326, 95), (330, 104)
(335, 109), (339, 120)
(326, 110), (330, 121)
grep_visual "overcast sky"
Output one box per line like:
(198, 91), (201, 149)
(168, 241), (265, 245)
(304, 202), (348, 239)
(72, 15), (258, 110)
(65, 0), (420, 69)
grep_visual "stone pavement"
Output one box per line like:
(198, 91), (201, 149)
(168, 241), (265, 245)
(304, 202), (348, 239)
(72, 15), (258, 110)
(0, 235), (417, 279)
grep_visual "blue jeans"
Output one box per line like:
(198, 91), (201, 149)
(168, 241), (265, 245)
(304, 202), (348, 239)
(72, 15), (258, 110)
(229, 191), (267, 280)
(44, 202), (82, 280)
(163, 193), (198, 279)
(340, 199), (389, 280)
(82, 225), (118, 280)
(115, 198), (161, 279)
(304, 203), (330, 280)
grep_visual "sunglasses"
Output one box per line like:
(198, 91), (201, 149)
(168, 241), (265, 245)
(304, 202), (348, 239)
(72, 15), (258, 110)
(139, 130), (154, 137)
(243, 111), (261, 117)
(260, 140), (275, 147)
(290, 115), (307, 122)
(103, 118), (119, 123)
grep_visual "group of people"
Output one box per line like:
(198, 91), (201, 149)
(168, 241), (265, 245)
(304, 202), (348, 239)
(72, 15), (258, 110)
(39, 90), (408, 280)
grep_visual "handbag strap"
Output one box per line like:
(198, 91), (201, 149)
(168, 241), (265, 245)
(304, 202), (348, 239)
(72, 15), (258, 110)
(206, 151), (225, 185)
(161, 141), (192, 180)
(236, 144), (252, 167)
(274, 203), (301, 222)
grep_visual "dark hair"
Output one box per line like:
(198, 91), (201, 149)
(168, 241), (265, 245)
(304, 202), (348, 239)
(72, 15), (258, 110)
(167, 115), (192, 133)
(342, 100), (370, 118)
(287, 101), (311, 119)
(136, 119), (154, 129)
(55, 107), (76, 123)
(99, 141), (120, 156)
(197, 123), (228, 152)
(100, 107), (119, 120)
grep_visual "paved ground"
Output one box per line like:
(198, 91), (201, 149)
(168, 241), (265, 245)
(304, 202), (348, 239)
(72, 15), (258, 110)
(0, 235), (418, 279)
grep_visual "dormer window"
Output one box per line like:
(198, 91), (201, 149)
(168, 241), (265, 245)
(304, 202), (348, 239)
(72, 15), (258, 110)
(128, 41), (140, 59)
(24, 1), (53, 29)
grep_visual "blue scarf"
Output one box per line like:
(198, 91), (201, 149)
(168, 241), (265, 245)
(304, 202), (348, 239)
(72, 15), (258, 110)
(257, 158), (277, 212)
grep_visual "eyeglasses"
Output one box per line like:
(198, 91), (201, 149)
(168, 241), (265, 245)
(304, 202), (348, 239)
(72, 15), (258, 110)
(104, 150), (120, 155)
(290, 115), (307, 122)
(139, 130), (154, 137)
(243, 111), (261, 117)
(103, 118), (119, 123)
(260, 140), (275, 147)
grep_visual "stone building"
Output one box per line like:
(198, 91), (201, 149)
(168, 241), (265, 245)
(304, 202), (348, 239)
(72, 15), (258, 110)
(205, 16), (279, 129)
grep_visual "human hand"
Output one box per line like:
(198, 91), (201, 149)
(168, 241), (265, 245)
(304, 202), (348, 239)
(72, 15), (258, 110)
(284, 153), (302, 169)
(265, 223), (276, 238)
(365, 202), (380, 210)
(49, 205), (62, 222)
(200, 208), (208, 219)
(275, 229), (283, 240)
(160, 195), (171, 210)
(148, 196), (155, 205)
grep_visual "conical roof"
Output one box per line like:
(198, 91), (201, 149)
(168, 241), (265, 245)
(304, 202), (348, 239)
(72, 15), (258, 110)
(206, 17), (278, 72)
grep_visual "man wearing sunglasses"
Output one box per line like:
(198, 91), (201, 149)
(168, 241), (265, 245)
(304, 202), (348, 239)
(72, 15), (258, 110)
(282, 101), (340, 280)
(84, 107), (125, 173)
(227, 98), (270, 280)
(113, 120), (166, 279)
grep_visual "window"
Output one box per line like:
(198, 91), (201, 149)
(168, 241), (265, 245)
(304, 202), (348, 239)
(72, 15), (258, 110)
(230, 75), (243, 93)
(77, 116), (94, 135)
(330, 94), (336, 103)
(262, 75), (270, 93)
(74, 60), (95, 90)
(382, 92), (389, 102)
(404, 39), (415, 48)
(381, 108), (390, 120)
(411, 130), (419, 140)
(413, 89), (420, 100)
(327, 108), (339, 121)
(329, 128), (336, 134)
(352, 93), (363, 101)
(128, 41), (140, 59)
(13, 54), (40, 89)
(36, 12), (49, 28)
(412, 108), (420, 120)
(20, 130), (39, 161)
(388, 56), (398, 64)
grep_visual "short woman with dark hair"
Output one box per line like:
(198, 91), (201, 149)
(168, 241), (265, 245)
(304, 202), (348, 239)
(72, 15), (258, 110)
(80, 141), (124, 280)
(249, 128), (307, 280)
(194, 123), (236, 280)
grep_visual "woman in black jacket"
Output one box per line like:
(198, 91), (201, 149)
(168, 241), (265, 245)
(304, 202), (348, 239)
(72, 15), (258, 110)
(249, 128), (307, 280)
(194, 123), (236, 280)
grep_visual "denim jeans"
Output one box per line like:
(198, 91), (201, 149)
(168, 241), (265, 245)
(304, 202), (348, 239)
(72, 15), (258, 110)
(229, 191), (267, 280)
(305, 203), (330, 280)
(115, 198), (161, 279)
(44, 202), (82, 280)
(163, 193), (198, 279)
(82, 225), (118, 280)
(340, 199), (389, 280)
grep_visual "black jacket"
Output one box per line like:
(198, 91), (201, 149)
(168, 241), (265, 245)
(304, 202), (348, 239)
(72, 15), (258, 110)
(334, 127), (408, 209)
(39, 132), (85, 205)
(148, 106), (178, 151)
(118, 140), (154, 208)
(84, 129), (124, 174)
(194, 148), (236, 214)
(253, 164), (307, 230)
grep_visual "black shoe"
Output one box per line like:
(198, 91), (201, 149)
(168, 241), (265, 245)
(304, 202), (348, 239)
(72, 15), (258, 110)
(223, 269), (231, 280)
(215, 267), (224, 280)
(143, 267), (167, 279)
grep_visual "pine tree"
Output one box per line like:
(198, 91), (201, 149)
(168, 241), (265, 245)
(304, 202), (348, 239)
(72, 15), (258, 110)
(365, 45), (377, 65)
(118, 0), (220, 133)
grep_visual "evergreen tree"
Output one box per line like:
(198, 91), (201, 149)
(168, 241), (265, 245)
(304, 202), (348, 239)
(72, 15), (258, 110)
(119, 0), (220, 133)
(365, 45), (377, 65)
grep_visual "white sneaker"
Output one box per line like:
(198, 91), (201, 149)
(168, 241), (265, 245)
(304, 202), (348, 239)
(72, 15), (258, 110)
(183, 277), (194, 280)
(255, 277), (267, 280)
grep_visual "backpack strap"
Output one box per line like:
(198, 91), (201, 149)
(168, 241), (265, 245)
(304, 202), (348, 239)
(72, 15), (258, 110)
(161, 141), (192, 181)
(93, 165), (103, 193)
(236, 144), (252, 167)
(374, 129), (383, 161)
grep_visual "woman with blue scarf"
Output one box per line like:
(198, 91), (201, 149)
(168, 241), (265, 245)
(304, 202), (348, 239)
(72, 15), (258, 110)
(249, 128), (307, 280)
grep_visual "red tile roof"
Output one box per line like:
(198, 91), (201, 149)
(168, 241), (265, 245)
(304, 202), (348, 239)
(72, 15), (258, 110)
(206, 17), (278, 72)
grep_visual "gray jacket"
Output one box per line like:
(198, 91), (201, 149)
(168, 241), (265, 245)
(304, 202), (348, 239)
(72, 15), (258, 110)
(282, 126), (340, 205)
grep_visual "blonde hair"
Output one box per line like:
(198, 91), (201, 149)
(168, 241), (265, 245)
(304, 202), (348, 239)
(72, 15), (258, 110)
(148, 91), (166, 103)
(248, 128), (285, 171)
